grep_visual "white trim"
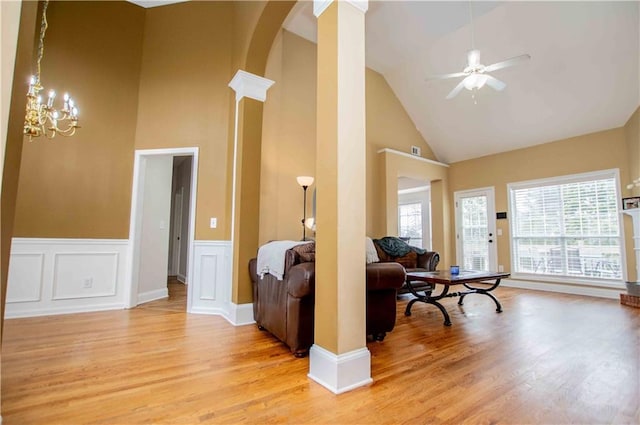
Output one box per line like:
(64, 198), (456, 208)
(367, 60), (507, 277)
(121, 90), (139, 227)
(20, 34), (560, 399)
(377, 148), (449, 168)
(127, 147), (198, 310)
(228, 70), (275, 102)
(11, 238), (128, 246)
(313, 0), (368, 17)
(176, 273), (187, 284)
(137, 288), (169, 304)
(501, 278), (624, 300)
(223, 302), (255, 326)
(398, 185), (430, 195)
(507, 168), (620, 191)
(308, 345), (372, 394)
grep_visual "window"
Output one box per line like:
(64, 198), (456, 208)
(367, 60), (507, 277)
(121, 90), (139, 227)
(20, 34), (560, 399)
(398, 202), (423, 248)
(508, 170), (622, 281)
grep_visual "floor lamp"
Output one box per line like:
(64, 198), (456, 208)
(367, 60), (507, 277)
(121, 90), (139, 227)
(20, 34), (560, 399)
(296, 176), (314, 241)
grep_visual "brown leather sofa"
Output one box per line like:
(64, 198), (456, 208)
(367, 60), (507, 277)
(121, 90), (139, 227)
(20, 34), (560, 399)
(372, 238), (440, 294)
(248, 244), (406, 357)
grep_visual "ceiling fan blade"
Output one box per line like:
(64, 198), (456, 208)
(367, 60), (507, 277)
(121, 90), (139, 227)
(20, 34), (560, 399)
(484, 54), (531, 73)
(485, 75), (506, 91)
(426, 71), (467, 81)
(445, 79), (466, 99)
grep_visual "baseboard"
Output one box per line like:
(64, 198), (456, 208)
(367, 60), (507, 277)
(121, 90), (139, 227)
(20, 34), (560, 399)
(176, 273), (187, 284)
(501, 278), (624, 299)
(4, 302), (125, 319)
(308, 345), (372, 394)
(137, 288), (169, 305)
(188, 302), (255, 326)
(223, 302), (255, 326)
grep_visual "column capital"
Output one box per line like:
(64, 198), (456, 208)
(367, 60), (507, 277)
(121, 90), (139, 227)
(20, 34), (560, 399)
(313, 0), (368, 18)
(228, 70), (275, 102)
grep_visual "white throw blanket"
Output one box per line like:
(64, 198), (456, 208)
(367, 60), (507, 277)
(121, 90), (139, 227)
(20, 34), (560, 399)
(257, 240), (312, 281)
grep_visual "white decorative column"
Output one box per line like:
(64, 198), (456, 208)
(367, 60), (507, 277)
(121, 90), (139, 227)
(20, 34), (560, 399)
(309, 0), (370, 394)
(227, 70), (274, 323)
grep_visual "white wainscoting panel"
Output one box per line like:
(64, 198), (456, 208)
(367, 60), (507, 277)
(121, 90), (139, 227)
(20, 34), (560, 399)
(190, 241), (232, 316)
(6, 253), (44, 303)
(188, 241), (255, 325)
(5, 238), (129, 318)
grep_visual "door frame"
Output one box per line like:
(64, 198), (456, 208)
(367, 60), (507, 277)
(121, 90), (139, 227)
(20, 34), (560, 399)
(126, 147), (199, 310)
(454, 186), (498, 271)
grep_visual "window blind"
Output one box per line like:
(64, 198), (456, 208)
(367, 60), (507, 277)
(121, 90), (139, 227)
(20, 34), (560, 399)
(509, 171), (622, 280)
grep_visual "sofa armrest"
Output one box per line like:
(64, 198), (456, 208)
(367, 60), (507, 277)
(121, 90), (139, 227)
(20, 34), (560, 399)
(286, 262), (315, 298)
(248, 258), (258, 283)
(366, 262), (406, 291)
(417, 251), (440, 271)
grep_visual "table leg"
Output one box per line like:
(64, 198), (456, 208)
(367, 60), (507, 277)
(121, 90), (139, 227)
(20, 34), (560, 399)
(404, 283), (453, 326)
(460, 278), (503, 312)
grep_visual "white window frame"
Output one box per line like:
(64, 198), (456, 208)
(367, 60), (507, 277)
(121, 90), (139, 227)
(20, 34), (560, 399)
(398, 186), (431, 250)
(507, 168), (626, 286)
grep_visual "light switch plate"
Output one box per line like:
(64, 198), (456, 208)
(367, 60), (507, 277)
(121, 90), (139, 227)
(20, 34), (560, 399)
(210, 217), (217, 228)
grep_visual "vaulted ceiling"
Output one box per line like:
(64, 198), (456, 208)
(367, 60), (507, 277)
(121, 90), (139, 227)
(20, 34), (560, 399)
(129, 1), (639, 164)
(284, 1), (639, 163)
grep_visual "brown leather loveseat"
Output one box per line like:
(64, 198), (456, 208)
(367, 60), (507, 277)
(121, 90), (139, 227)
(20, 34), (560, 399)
(248, 242), (405, 357)
(372, 237), (440, 295)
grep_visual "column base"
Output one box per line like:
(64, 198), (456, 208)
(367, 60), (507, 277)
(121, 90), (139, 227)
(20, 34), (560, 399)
(308, 344), (372, 394)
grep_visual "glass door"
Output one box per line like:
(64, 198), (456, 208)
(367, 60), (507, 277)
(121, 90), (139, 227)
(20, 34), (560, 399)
(455, 188), (497, 271)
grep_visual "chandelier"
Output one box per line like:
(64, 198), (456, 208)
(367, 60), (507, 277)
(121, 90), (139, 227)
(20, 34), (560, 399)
(24, 0), (79, 141)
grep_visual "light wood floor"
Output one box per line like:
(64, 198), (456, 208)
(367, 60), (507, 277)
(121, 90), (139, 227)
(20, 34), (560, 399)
(2, 285), (639, 424)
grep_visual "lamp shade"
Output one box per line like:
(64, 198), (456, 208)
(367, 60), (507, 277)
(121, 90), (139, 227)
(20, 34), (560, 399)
(296, 176), (314, 187)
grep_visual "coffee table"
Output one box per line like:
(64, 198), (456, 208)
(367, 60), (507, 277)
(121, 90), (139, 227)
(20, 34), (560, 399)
(404, 270), (510, 326)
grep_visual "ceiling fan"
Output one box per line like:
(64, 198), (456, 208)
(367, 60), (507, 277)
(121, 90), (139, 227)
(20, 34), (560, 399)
(426, 3), (531, 100)
(427, 49), (530, 99)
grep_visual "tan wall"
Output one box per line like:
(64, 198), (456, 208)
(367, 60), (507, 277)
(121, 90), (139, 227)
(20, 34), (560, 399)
(13, 1), (145, 239)
(449, 127), (630, 278)
(623, 106), (640, 281)
(625, 106), (640, 197)
(134, 1), (234, 241)
(260, 30), (436, 244)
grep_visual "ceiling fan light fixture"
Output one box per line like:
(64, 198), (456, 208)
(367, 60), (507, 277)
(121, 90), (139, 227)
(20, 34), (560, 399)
(463, 73), (488, 90)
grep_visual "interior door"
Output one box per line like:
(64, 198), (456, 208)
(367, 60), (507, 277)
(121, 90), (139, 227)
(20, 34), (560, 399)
(455, 187), (498, 271)
(171, 188), (183, 276)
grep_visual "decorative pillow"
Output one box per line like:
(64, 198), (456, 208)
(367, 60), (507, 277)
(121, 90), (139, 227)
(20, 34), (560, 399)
(394, 251), (418, 269)
(365, 237), (380, 264)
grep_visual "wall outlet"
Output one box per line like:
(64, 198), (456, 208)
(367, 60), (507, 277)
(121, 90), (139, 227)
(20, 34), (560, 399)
(210, 217), (217, 228)
(83, 278), (93, 288)
(498, 265), (504, 272)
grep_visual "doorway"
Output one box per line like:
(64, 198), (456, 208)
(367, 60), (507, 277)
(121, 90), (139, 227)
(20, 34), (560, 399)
(127, 148), (198, 311)
(397, 177), (431, 249)
(454, 187), (497, 271)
